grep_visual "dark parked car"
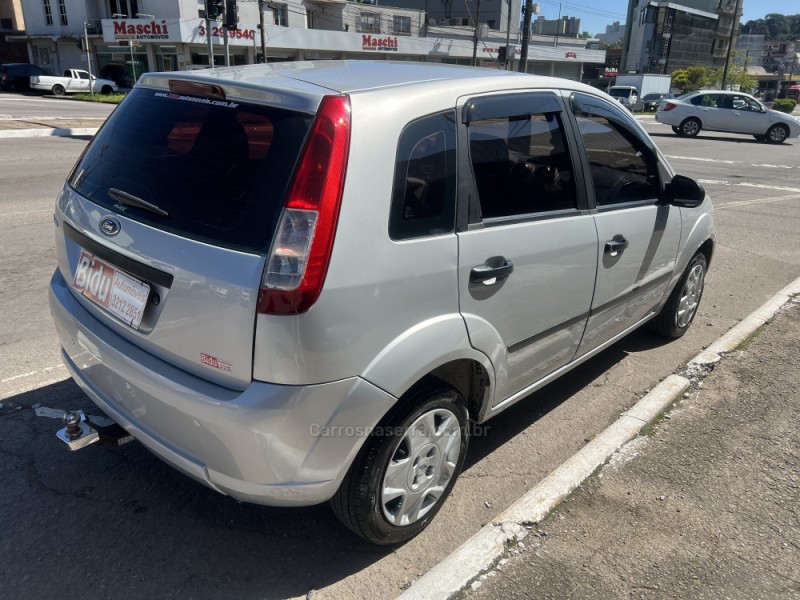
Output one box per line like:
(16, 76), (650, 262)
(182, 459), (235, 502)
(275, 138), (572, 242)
(641, 92), (674, 112)
(0, 63), (46, 92)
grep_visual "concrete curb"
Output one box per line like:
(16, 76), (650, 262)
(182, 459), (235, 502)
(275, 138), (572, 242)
(0, 128), (99, 139)
(398, 274), (800, 600)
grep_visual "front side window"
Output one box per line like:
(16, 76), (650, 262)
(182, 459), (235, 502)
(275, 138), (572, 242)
(572, 97), (659, 207)
(389, 111), (457, 240)
(468, 109), (577, 220)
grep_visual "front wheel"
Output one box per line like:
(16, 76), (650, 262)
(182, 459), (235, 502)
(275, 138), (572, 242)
(766, 124), (789, 145)
(331, 383), (469, 545)
(650, 252), (707, 339)
(52, 84), (65, 96)
(100, 85), (113, 95)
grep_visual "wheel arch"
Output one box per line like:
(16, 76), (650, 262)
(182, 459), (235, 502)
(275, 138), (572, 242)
(360, 314), (495, 422)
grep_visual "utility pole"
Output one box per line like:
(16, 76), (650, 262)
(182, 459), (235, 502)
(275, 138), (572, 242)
(83, 21), (94, 96)
(471, 0), (482, 67)
(259, 0), (268, 63)
(720, 0), (740, 90)
(518, 0), (532, 72)
(553, 1), (561, 48)
(504, 0), (512, 70)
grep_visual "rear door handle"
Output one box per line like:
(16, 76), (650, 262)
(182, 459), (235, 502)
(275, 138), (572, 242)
(470, 257), (514, 284)
(604, 235), (629, 257)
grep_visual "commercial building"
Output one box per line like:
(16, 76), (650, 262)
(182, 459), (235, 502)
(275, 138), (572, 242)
(7, 0), (603, 83)
(622, 0), (741, 73)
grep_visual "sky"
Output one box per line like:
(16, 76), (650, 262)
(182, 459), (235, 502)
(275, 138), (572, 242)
(531, 0), (799, 36)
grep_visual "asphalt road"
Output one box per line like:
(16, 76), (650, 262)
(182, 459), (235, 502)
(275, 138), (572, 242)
(1, 125), (799, 599)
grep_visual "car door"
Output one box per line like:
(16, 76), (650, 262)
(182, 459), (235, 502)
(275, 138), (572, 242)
(568, 92), (682, 356)
(690, 93), (729, 131)
(729, 94), (766, 134)
(456, 92), (598, 405)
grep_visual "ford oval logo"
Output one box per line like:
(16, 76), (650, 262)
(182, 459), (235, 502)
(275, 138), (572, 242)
(100, 217), (121, 236)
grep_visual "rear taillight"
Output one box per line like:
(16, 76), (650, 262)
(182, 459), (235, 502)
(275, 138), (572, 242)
(663, 102), (677, 111)
(257, 95), (351, 315)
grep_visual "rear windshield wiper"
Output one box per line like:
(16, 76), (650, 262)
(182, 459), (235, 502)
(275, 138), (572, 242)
(108, 187), (169, 218)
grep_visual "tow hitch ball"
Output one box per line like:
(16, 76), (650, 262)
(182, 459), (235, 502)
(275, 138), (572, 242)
(56, 410), (134, 451)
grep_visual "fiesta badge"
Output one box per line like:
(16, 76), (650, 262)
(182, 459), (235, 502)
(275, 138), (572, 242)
(100, 216), (121, 236)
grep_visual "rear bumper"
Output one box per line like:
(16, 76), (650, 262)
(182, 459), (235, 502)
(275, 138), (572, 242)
(49, 269), (397, 506)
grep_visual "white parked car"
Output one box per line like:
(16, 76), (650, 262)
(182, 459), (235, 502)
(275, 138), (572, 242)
(656, 89), (800, 143)
(30, 68), (118, 96)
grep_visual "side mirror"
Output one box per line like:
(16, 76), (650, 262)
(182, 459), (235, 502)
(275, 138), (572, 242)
(668, 174), (705, 208)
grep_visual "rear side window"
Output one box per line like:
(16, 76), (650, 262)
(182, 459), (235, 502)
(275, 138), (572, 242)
(389, 111), (457, 240)
(69, 87), (312, 252)
(468, 111), (577, 219)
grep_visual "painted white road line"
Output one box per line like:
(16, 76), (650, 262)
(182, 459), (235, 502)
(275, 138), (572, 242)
(1, 364), (65, 385)
(698, 179), (800, 194)
(666, 155), (797, 170)
(715, 193), (800, 210)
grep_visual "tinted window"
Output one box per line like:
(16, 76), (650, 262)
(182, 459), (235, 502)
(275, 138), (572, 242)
(690, 94), (722, 108)
(389, 111), (457, 240)
(468, 112), (577, 219)
(574, 110), (658, 207)
(69, 88), (312, 252)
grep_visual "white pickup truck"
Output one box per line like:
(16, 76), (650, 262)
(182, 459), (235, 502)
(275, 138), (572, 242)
(30, 69), (118, 96)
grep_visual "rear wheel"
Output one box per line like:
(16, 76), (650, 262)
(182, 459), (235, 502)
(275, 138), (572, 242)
(101, 85), (113, 95)
(766, 124), (789, 144)
(679, 118), (701, 138)
(331, 382), (469, 545)
(52, 84), (65, 96)
(651, 252), (707, 339)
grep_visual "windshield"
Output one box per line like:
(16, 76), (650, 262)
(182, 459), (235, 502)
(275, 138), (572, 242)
(69, 88), (313, 252)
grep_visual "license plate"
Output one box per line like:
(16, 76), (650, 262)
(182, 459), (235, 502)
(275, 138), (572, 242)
(72, 250), (150, 330)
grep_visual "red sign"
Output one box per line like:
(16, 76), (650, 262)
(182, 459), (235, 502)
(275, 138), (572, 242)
(565, 51), (577, 59)
(362, 35), (398, 52)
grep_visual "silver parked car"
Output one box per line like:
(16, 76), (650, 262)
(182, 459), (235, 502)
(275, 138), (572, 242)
(49, 61), (714, 545)
(656, 89), (800, 143)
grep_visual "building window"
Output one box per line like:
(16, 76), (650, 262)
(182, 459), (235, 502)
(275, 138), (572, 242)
(272, 4), (288, 26)
(109, 0), (139, 18)
(359, 12), (380, 33)
(393, 15), (411, 35)
(43, 0), (53, 25)
(58, 0), (68, 25)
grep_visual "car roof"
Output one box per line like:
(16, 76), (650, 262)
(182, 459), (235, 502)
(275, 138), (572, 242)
(142, 60), (594, 97)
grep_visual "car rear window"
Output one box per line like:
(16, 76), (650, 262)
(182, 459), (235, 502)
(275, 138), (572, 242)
(69, 87), (313, 252)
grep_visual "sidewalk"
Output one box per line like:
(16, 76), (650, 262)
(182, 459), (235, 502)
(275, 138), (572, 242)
(464, 299), (800, 599)
(0, 117), (105, 138)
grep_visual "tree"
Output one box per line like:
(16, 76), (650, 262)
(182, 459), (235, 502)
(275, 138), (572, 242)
(722, 51), (757, 93)
(741, 13), (800, 40)
(671, 65), (716, 93)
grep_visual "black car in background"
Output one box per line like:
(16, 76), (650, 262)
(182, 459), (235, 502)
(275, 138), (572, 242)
(641, 92), (674, 112)
(0, 63), (46, 92)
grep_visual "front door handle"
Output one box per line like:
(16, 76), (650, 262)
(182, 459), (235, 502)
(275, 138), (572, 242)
(470, 257), (514, 284)
(604, 235), (629, 257)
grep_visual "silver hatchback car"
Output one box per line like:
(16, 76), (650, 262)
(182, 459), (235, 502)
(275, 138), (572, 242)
(49, 61), (714, 544)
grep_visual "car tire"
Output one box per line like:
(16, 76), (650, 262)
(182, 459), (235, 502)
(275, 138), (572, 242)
(766, 124), (789, 145)
(101, 85), (113, 95)
(679, 118), (701, 138)
(650, 252), (707, 339)
(331, 382), (469, 545)
(52, 84), (66, 96)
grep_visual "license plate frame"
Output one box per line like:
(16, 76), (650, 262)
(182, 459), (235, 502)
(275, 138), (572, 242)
(72, 250), (150, 330)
